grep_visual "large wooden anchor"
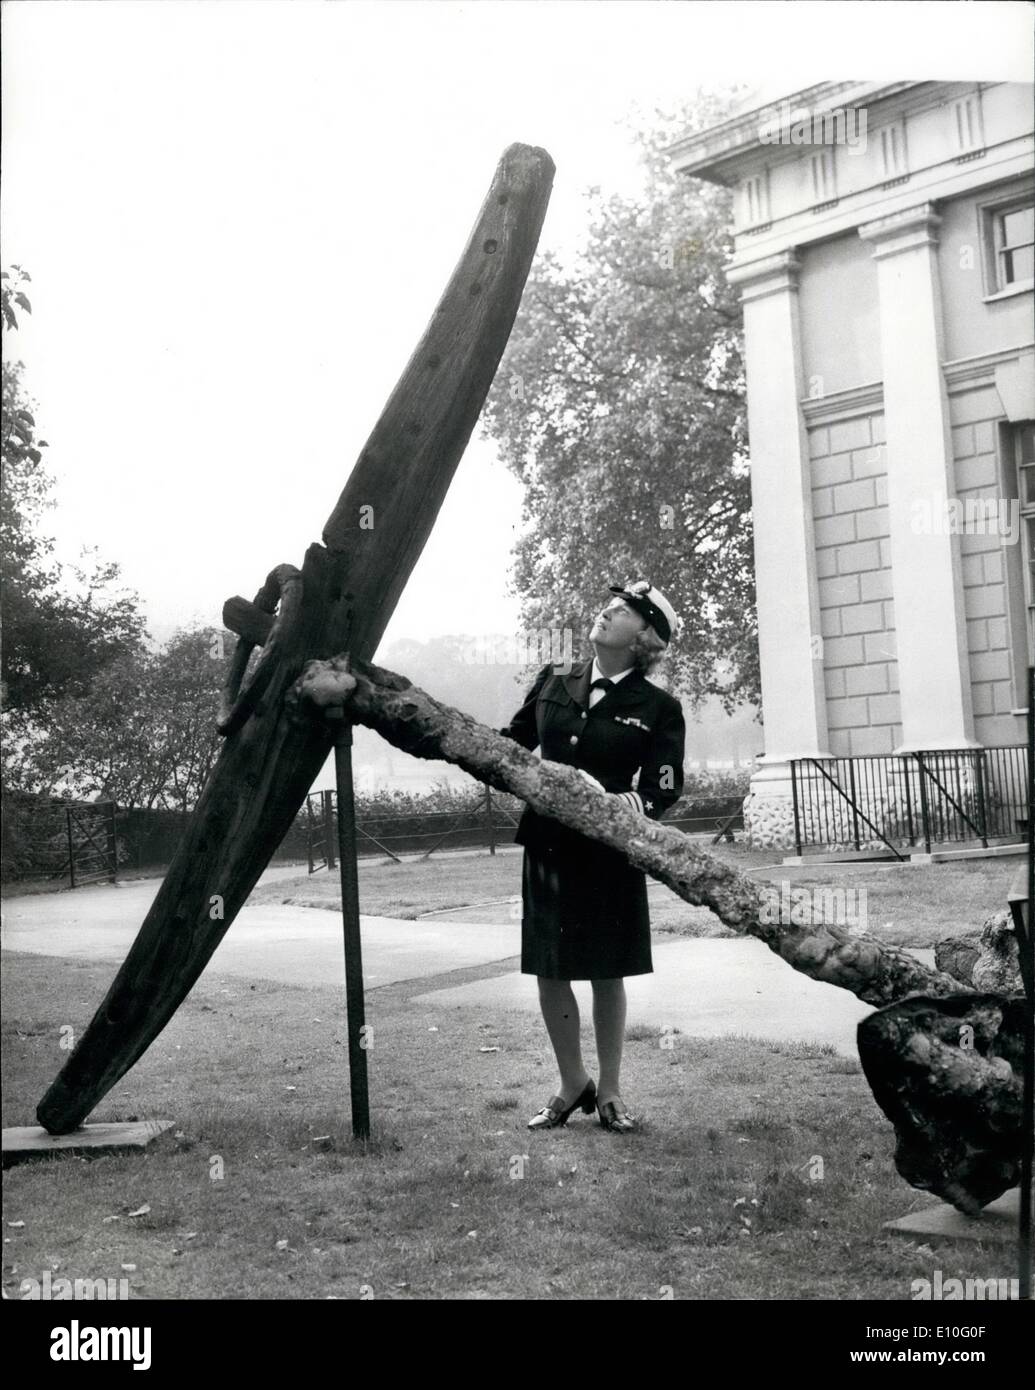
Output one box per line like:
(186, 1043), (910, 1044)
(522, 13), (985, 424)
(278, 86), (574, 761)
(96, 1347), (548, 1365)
(32, 143), (1030, 1241)
(37, 143), (556, 1135)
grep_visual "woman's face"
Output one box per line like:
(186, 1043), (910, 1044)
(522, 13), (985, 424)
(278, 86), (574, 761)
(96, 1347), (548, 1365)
(589, 597), (647, 653)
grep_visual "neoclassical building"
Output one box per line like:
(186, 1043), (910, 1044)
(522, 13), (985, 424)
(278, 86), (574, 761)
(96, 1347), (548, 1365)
(669, 81), (1034, 850)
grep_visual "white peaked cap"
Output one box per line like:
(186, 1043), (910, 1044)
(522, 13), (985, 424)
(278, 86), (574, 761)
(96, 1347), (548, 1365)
(608, 580), (679, 644)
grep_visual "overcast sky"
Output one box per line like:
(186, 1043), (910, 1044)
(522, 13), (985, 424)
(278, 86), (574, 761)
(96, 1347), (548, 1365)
(3, 0), (1031, 655)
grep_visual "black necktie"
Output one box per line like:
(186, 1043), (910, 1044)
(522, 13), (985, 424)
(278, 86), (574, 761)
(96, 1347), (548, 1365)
(589, 677), (614, 708)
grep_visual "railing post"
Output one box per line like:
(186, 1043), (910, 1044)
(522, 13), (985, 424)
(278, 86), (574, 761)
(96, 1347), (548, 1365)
(847, 757), (861, 852)
(106, 802), (118, 884)
(307, 797), (316, 875)
(790, 760), (803, 857)
(916, 753), (932, 854)
(324, 789), (337, 870)
(901, 756), (915, 846)
(954, 752), (964, 841)
(1021, 669), (1034, 1301)
(486, 783), (495, 856)
(66, 806), (76, 890)
(973, 749), (989, 848)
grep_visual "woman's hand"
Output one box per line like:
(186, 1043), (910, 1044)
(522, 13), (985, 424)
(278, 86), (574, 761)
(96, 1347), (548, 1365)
(576, 769), (606, 793)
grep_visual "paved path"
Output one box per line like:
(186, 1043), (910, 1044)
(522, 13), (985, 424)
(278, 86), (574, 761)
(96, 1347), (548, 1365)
(2, 875), (936, 1056)
(2, 874), (519, 990)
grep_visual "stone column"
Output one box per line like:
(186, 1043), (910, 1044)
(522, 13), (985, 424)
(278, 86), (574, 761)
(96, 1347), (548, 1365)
(726, 251), (831, 848)
(858, 203), (977, 750)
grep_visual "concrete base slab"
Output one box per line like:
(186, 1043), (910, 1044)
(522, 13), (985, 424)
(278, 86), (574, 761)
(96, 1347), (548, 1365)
(781, 852), (902, 866)
(883, 1188), (1021, 1241)
(3, 1120), (175, 1167)
(784, 844), (1025, 867)
(910, 844), (1026, 865)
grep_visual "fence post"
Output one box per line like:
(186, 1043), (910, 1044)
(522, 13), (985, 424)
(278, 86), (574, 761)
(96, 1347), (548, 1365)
(916, 753), (932, 854)
(66, 807), (76, 889)
(901, 756), (916, 846)
(1021, 668), (1034, 1300)
(953, 753), (964, 841)
(106, 802), (118, 884)
(847, 757), (861, 852)
(790, 761), (803, 857)
(307, 797), (316, 875)
(324, 790), (337, 870)
(973, 750), (989, 848)
(486, 784), (495, 856)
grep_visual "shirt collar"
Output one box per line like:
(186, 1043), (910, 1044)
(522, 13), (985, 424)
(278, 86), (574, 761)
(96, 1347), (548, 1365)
(590, 657), (634, 685)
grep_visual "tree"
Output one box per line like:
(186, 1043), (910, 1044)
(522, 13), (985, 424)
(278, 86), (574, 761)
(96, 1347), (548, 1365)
(22, 625), (234, 813)
(153, 627), (236, 813)
(1, 267), (147, 730)
(480, 88), (757, 712)
(2, 270), (54, 599)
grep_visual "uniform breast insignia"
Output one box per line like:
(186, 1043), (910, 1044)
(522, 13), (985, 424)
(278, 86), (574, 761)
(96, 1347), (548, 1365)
(614, 716), (650, 732)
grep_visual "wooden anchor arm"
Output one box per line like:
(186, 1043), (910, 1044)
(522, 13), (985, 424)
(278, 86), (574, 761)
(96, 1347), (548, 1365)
(36, 144), (555, 1136)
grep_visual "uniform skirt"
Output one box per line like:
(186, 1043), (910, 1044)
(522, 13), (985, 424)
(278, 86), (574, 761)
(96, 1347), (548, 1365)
(520, 834), (653, 980)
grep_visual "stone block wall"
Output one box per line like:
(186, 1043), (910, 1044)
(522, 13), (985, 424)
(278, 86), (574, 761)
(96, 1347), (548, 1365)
(949, 382), (1023, 745)
(809, 408), (903, 756)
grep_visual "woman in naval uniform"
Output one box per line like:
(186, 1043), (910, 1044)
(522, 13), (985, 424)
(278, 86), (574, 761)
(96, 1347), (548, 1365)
(498, 581), (686, 1133)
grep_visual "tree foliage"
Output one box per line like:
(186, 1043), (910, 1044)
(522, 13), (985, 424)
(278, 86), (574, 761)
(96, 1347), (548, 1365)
(19, 626), (235, 812)
(1, 267), (148, 722)
(481, 89), (758, 711)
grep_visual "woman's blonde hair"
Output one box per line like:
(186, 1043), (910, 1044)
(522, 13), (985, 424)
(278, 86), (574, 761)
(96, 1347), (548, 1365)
(628, 625), (668, 676)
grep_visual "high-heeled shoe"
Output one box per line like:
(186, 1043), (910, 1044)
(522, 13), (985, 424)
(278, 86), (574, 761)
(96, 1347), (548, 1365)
(597, 1099), (637, 1133)
(527, 1079), (597, 1130)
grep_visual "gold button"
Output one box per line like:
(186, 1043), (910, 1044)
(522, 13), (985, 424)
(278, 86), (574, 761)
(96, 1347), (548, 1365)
(569, 735), (578, 745)
(581, 711), (587, 719)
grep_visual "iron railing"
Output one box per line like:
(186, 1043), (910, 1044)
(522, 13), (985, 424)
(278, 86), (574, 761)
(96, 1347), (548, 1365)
(305, 786), (520, 867)
(790, 746), (1028, 857)
(6, 799), (119, 887)
(304, 788), (746, 867)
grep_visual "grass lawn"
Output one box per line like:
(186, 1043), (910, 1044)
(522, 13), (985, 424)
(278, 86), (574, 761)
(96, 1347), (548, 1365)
(248, 840), (1020, 949)
(2, 948), (1018, 1301)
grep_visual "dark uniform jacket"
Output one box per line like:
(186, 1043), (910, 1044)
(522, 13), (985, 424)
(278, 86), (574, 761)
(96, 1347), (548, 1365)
(499, 658), (686, 853)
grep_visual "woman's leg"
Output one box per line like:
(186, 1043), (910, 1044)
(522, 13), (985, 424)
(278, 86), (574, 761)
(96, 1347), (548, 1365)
(537, 977), (591, 1100)
(591, 977), (627, 1105)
